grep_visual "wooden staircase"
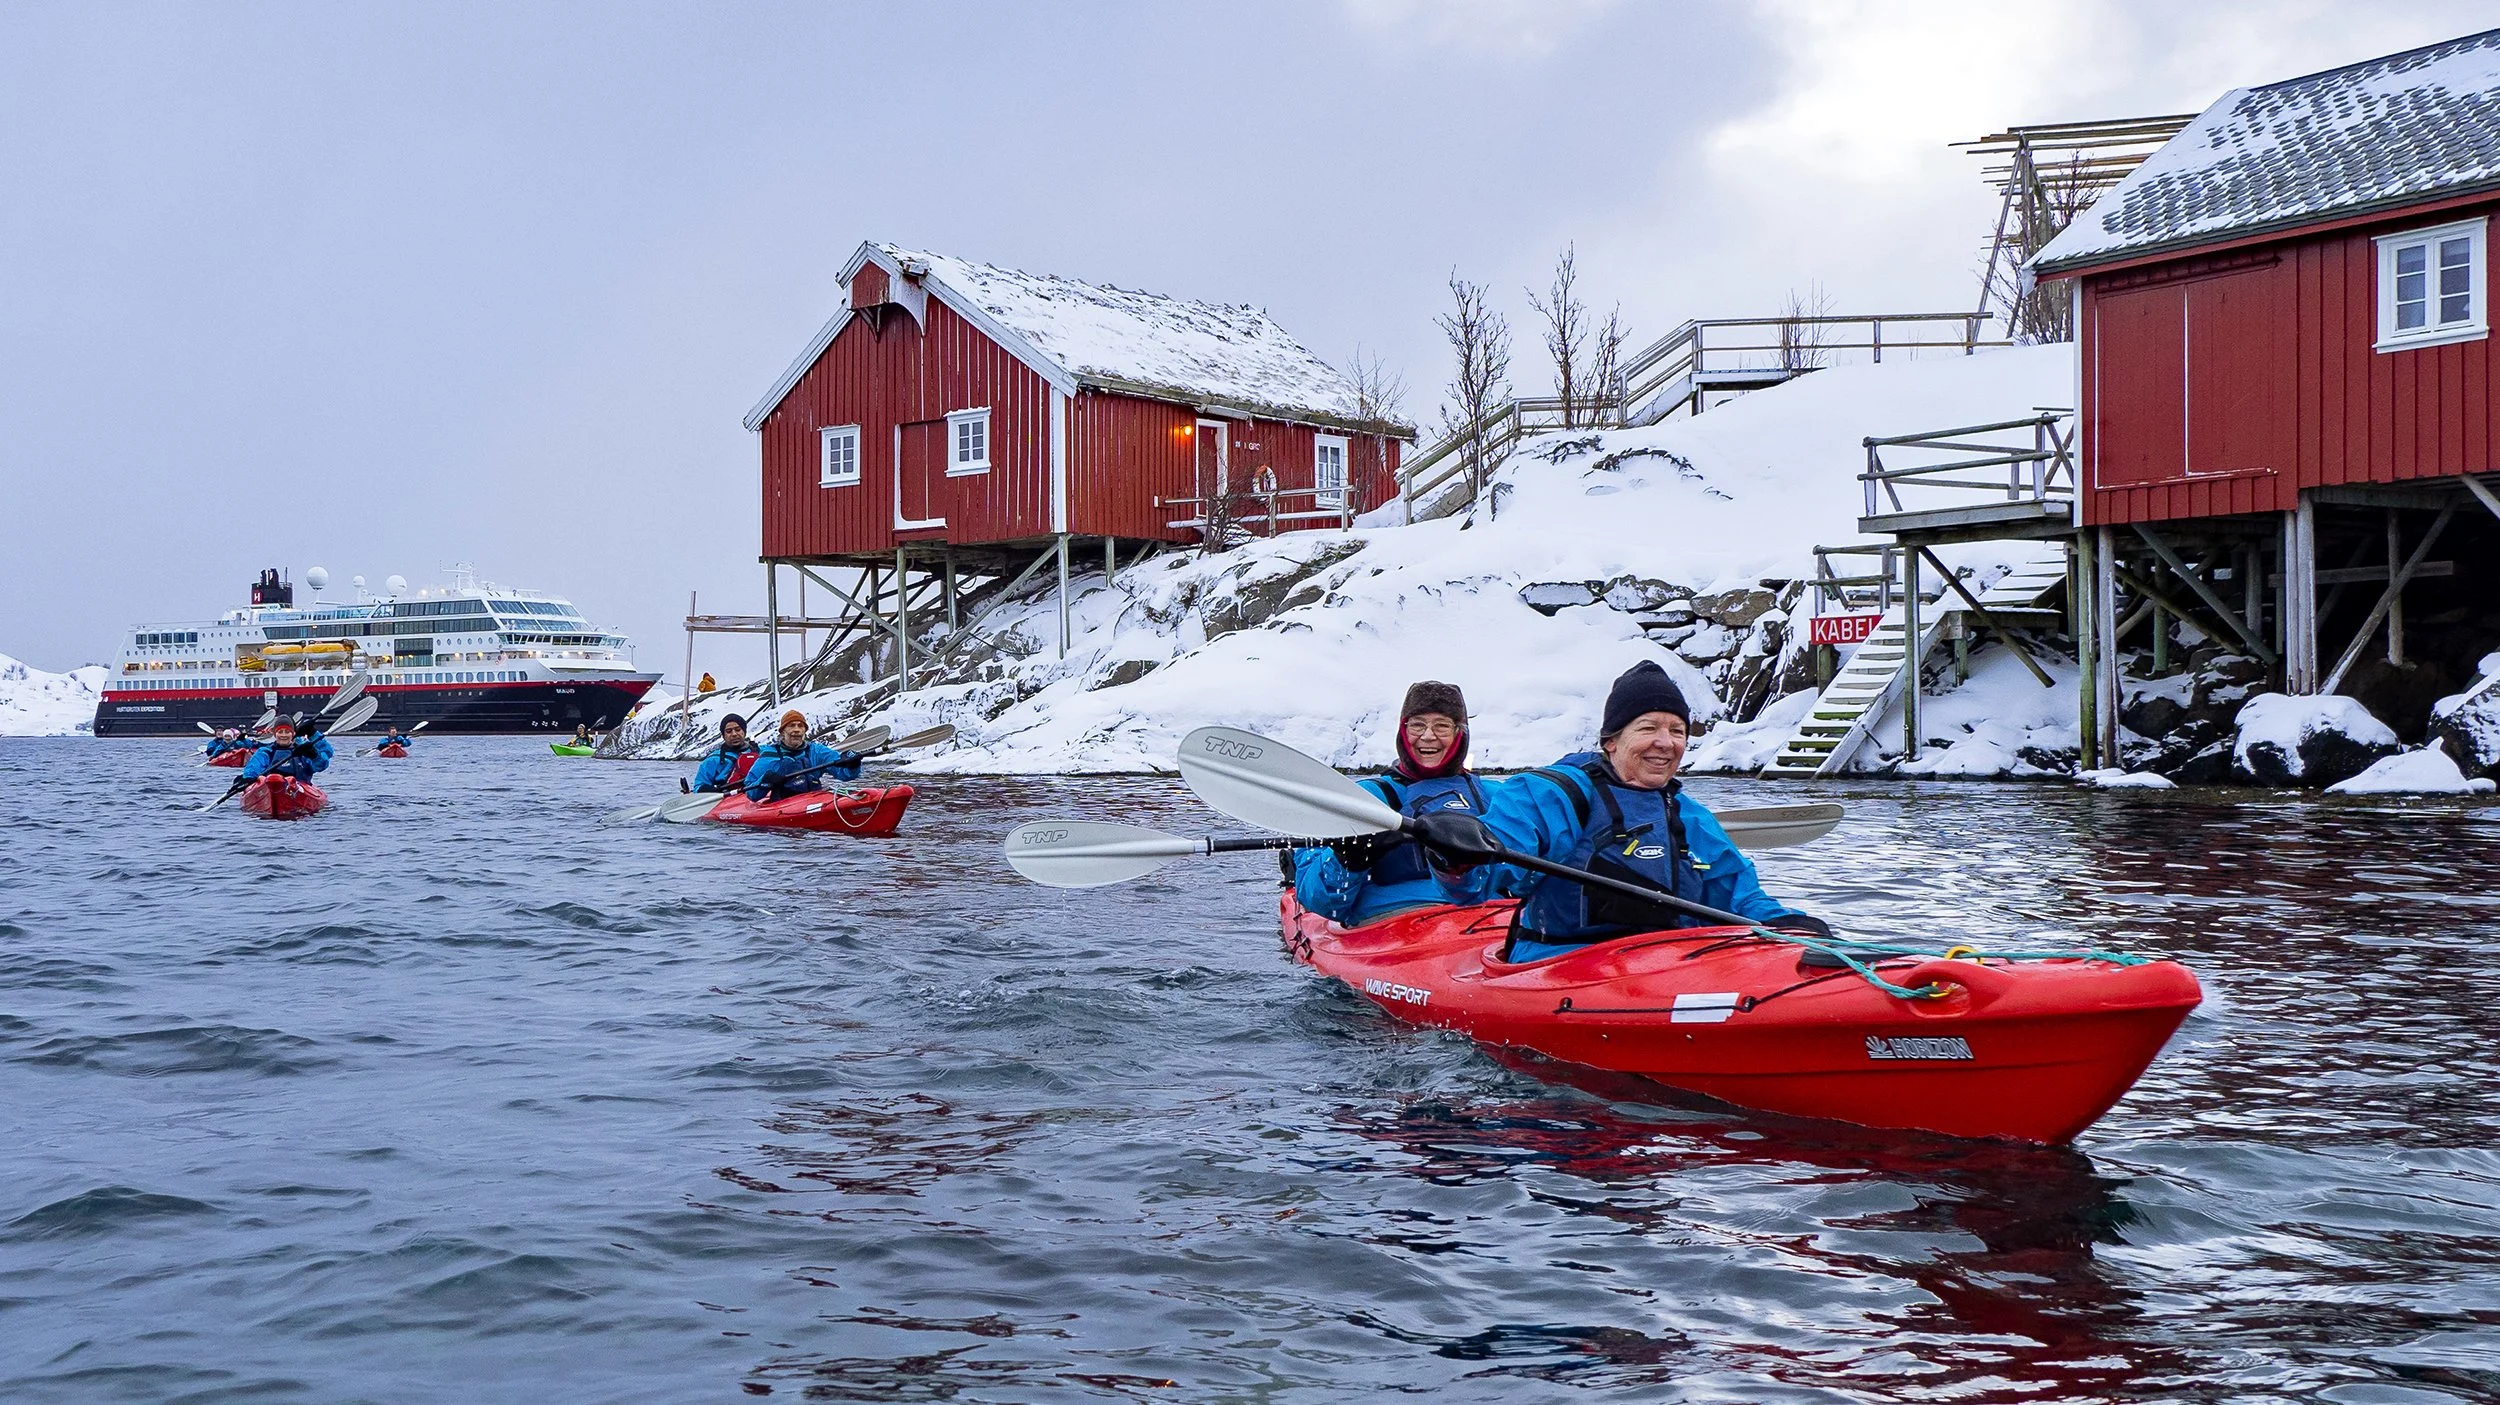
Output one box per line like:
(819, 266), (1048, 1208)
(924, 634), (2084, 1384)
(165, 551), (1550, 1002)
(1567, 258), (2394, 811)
(1759, 555), (2067, 778)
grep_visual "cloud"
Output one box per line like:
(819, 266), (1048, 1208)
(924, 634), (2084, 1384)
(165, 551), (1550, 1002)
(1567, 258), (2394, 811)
(1336, 0), (1623, 59)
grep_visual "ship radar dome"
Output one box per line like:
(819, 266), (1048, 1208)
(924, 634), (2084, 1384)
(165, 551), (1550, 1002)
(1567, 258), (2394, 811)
(352, 575), (366, 589)
(306, 566), (330, 591)
(385, 574), (409, 594)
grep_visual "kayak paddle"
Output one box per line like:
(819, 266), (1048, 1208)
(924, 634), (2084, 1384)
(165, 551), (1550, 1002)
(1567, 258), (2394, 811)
(321, 672), (368, 715)
(326, 696), (380, 734)
(1004, 819), (1338, 888)
(1174, 725), (1766, 931)
(195, 721), (217, 735)
(1715, 802), (1843, 849)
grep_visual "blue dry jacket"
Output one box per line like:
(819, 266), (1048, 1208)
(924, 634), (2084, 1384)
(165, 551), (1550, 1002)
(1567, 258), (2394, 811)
(743, 740), (862, 801)
(379, 733), (412, 750)
(690, 742), (756, 793)
(1475, 752), (1802, 961)
(1293, 772), (1497, 926)
(241, 735), (334, 782)
(202, 736), (244, 758)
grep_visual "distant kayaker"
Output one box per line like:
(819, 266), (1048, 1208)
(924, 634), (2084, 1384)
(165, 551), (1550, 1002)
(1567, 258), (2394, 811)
(378, 724), (413, 750)
(1454, 661), (1827, 962)
(241, 717), (334, 782)
(571, 723), (595, 749)
(690, 713), (759, 793)
(743, 710), (862, 802)
(1293, 681), (1498, 926)
(203, 727), (247, 758)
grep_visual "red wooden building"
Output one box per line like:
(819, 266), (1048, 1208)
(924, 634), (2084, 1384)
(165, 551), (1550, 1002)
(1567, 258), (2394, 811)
(2032, 28), (2500, 745)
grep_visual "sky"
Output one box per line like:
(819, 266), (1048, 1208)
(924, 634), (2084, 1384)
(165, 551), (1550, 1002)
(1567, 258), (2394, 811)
(2, 0), (2491, 675)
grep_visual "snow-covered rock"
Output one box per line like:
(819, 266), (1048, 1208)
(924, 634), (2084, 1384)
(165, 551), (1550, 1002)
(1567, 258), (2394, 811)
(2326, 747), (2498, 795)
(2076, 768), (2176, 790)
(2429, 651), (2500, 779)
(2231, 693), (2400, 787)
(622, 345), (2077, 775)
(0, 653), (106, 736)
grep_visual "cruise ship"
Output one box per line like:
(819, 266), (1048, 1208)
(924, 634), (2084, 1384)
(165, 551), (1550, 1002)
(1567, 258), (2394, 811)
(93, 567), (662, 737)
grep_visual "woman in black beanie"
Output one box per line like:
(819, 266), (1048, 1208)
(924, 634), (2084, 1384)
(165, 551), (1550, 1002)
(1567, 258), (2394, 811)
(1470, 660), (1828, 961)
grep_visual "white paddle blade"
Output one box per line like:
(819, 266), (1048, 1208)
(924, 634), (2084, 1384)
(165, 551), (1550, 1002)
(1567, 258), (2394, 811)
(326, 696), (380, 735)
(891, 724), (955, 750)
(824, 725), (891, 753)
(254, 708), (277, 730)
(196, 722), (216, 735)
(658, 791), (726, 824)
(1715, 802), (1844, 850)
(1003, 820), (1200, 888)
(1177, 727), (1401, 838)
(604, 803), (665, 824)
(323, 673), (368, 713)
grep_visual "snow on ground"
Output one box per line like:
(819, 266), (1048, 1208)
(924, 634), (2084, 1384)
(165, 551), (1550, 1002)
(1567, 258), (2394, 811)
(634, 344), (2076, 775)
(0, 653), (105, 736)
(2326, 748), (2498, 795)
(1683, 689), (1821, 774)
(2232, 693), (2398, 778)
(1861, 646), (2083, 779)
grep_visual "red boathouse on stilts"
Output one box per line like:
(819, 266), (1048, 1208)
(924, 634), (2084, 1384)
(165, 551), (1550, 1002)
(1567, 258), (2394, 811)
(725, 243), (1413, 705)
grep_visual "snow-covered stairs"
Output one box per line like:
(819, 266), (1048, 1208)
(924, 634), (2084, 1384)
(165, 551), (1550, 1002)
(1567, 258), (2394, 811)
(1758, 555), (2068, 778)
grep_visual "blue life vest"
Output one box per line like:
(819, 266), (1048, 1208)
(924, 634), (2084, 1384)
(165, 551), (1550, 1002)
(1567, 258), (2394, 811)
(1367, 772), (1489, 885)
(1515, 761), (1708, 945)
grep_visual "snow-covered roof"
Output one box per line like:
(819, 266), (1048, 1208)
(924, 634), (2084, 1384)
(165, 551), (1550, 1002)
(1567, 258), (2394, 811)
(746, 243), (1412, 436)
(2034, 29), (2500, 274)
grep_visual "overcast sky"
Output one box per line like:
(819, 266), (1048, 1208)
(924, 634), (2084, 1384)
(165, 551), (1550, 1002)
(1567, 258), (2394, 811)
(2, 0), (2489, 675)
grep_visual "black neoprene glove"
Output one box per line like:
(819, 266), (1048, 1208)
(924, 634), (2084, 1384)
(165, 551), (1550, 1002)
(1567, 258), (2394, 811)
(1329, 832), (1394, 871)
(1767, 913), (1833, 939)
(1411, 812), (1502, 864)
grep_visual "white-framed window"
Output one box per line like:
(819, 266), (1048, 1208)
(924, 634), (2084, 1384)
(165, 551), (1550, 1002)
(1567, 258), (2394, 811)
(818, 424), (861, 487)
(1313, 434), (1349, 508)
(947, 408), (991, 475)
(2376, 217), (2487, 351)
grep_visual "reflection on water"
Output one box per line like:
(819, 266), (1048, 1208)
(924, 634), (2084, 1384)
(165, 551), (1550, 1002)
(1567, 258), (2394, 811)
(3, 740), (2498, 1401)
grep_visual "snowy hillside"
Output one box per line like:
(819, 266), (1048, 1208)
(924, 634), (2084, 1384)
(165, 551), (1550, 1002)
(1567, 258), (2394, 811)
(618, 344), (2075, 774)
(0, 654), (105, 736)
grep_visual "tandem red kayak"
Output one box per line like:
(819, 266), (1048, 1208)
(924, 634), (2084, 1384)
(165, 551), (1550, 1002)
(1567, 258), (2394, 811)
(239, 775), (328, 821)
(207, 750), (247, 768)
(705, 785), (913, 837)
(1281, 897), (2200, 1145)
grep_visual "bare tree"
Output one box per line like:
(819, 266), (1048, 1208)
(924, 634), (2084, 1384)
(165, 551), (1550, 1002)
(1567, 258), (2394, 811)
(1526, 245), (1588, 428)
(1436, 271), (1512, 519)
(1586, 304), (1629, 427)
(1777, 281), (1834, 373)
(1348, 345), (1407, 515)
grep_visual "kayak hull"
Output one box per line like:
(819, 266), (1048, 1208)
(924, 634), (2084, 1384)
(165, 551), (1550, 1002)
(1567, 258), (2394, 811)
(207, 750), (246, 768)
(550, 743), (595, 756)
(376, 744), (407, 758)
(1284, 898), (2200, 1145)
(240, 776), (328, 820)
(706, 785), (913, 836)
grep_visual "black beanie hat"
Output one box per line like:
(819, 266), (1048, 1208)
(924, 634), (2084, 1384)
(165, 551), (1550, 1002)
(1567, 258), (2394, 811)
(1400, 680), (1467, 726)
(721, 713), (748, 733)
(1600, 661), (1689, 736)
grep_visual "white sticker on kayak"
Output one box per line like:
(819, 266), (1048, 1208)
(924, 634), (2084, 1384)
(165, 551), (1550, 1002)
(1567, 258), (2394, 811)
(1364, 977), (1429, 1007)
(1865, 1035), (1973, 1061)
(1670, 992), (1740, 1024)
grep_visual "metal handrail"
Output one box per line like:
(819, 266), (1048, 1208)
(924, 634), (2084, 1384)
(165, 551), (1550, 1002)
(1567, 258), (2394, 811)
(1861, 411), (2076, 520)
(1400, 310), (2008, 521)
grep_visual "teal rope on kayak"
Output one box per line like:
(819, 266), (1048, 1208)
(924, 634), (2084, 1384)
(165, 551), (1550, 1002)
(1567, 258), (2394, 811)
(1743, 927), (2152, 1001)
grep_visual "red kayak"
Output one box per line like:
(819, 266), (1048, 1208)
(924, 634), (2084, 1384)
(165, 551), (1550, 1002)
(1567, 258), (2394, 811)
(706, 785), (913, 836)
(207, 750), (247, 768)
(1282, 897), (2200, 1145)
(240, 775), (328, 820)
(376, 744), (407, 758)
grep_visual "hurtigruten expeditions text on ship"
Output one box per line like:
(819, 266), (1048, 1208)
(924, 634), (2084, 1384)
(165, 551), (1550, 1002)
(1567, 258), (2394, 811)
(93, 567), (661, 737)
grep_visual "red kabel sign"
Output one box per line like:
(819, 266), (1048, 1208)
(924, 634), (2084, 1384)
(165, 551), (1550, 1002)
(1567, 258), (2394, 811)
(1809, 614), (1880, 647)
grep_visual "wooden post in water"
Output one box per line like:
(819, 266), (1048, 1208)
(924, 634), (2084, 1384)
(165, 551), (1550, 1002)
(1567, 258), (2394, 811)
(1902, 546), (1921, 761)
(895, 545), (910, 693)
(2092, 526), (2120, 767)
(2074, 531), (2098, 769)
(2282, 496), (2319, 692)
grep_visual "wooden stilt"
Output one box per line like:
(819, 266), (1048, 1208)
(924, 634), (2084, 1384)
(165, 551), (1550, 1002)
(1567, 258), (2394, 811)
(765, 563), (781, 708)
(1056, 534), (1072, 659)
(2151, 603), (2168, 676)
(896, 545), (911, 693)
(1902, 546), (1921, 761)
(943, 546), (957, 634)
(679, 590), (697, 736)
(2386, 510), (2405, 666)
(2092, 525), (2119, 768)
(2074, 532), (2098, 769)
(2283, 496), (2319, 693)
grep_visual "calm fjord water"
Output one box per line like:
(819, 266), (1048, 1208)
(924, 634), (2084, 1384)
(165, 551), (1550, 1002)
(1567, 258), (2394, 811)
(3, 736), (2498, 1403)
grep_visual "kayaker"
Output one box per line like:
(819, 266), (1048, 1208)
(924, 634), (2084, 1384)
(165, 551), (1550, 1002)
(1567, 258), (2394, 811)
(1448, 661), (1828, 962)
(241, 717), (334, 782)
(743, 710), (863, 802)
(203, 727), (247, 758)
(378, 724), (413, 750)
(690, 713), (760, 793)
(571, 723), (595, 749)
(1293, 681), (1498, 926)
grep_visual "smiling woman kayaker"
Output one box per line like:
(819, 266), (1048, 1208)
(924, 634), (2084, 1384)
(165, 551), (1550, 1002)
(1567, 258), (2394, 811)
(1292, 681), (1498, 926)
(1465, 661), (1827, 963)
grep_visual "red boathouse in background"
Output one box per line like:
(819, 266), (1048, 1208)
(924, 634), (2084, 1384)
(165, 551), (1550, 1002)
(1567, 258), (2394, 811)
(726, 243), (1413, 697)
(2029, 30), (2500, 751)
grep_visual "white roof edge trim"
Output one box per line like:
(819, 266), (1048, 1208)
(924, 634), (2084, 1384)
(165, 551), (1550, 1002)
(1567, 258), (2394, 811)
(743, 242), (1079, 433)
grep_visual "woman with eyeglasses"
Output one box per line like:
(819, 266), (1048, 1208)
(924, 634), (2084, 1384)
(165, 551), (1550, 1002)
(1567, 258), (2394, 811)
(1290, 681), (1496, 926)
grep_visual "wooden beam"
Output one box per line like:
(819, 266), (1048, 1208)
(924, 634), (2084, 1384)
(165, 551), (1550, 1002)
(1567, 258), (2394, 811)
(2460, 472), (2500, 524)
(2321, 503), (2456, 695)
(2311, 561), (2453, 585)
(1917, 548), (2053, 687)
(2133, 525), (2277, 664)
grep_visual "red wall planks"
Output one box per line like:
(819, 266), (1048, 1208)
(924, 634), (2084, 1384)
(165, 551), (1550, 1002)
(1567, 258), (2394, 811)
(2079, 199), (2500, 525)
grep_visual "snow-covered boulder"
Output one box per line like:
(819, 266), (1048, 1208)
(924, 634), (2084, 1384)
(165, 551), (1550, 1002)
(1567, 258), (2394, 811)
(0, 653), (105, 736)
(2326, 747), (2497, 795)
(2077, 768), (2176, 789)
(2231, 693), (2400, 787)
(2429, 652), (2500, 779)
